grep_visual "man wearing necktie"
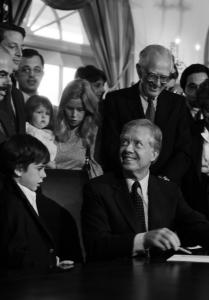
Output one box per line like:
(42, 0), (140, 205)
(0, 23), (26, 144)
(101, 45), (191, 186)
(82, 119), (209, 261)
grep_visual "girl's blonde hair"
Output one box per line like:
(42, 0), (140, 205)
(55, 79), (100, 147)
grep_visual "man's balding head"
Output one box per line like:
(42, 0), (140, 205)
(136, 44), (173, 99)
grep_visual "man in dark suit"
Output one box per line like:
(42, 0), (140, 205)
(0, 134), (82, 270)
(101, 45), (191, 185)
(0, 46), (25, 144)
(182, 78), (209, 217)
(0, 23), (26, 144)
(82, 119), (209, 261)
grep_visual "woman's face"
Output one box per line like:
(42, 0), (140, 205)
(64, 98), (86, 128)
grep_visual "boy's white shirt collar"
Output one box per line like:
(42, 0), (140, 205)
(16, 182), (39, 215)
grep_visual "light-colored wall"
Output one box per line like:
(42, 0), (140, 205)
(131, 0), (209, 81)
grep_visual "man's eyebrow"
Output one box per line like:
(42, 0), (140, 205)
(0, 71), (8, 75)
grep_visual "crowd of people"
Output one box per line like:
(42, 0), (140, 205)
(1, 22), (209, 272)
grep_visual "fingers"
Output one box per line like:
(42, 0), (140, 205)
(159, 228), (180, 251)
(144, 228), (180, 251)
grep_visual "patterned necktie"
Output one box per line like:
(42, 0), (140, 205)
(131, 181), (146, 232)
(145, 97), (155, 122)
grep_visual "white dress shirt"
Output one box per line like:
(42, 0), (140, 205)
(17, 182), (39, 215)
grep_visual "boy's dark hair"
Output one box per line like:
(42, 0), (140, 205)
(0, 22), (25, 42)
(22, 48), (44, 66)
(180, 64), (209, 91)
(74, 65), (107, 83)
(0, 134), (50, 178)
(25, 95), (54, 130)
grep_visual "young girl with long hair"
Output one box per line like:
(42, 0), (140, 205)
(55, 79), (102, 177)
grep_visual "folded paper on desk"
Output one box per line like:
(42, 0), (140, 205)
(167, 255), (209, 263)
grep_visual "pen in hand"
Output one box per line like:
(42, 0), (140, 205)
(177, 247), (192, 255)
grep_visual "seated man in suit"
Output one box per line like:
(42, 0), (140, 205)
(101, 44), (191, 185)
(82, 119), (209, 261)
(0, 134), (82, 270)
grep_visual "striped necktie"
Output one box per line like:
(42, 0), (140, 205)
(146, 97), (155, 122)
(131, 181), (146, 232)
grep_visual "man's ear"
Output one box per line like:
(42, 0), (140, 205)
(151, 150), (159, 164)
(14, 166), (23, 177)
(136, 63), (142, 79)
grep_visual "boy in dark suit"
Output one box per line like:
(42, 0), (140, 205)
(0, 134), (82, 271)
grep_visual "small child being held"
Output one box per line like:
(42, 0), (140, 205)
(25, 95), (57, 168)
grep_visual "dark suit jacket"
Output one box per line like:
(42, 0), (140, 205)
(182, 120), (209, 217)
(0, 180), (82, 270)
(82, 172), (209, 261)
(101, 83), (191, 185)
(0, 87), (25, 144)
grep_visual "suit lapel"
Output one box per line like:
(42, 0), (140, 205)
(0, 106), (15, 137)
(113, 176), (139, 233)
(128, 83), (145, 119)
(148, 176), (171, 230)
(155, 90), (173, 128)
(11, 87), (25, 133)
(14, 183), (55, 245)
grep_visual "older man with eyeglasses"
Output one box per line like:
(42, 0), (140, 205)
(101, 44), (191, 186)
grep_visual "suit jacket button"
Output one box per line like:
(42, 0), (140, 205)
(49, 248), (55, 254)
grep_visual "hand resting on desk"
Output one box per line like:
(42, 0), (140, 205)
(143, 228), (180, 251)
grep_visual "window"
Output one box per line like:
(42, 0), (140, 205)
(22, 0), (95, 105)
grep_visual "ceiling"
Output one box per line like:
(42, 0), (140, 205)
(130, 0), (209, 72)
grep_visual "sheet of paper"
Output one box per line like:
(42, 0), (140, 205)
(167, 255), (209, 263)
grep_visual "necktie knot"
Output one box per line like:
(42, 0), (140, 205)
(132, 180), (141, 194)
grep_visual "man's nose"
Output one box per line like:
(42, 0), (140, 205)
(15, 46), (22, 57)
(6, 75), (12, 85)
(125, 142), (134, 152)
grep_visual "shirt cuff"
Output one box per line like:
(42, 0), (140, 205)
(133, 232), (146, 256)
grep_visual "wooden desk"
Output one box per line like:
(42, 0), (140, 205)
(1, 258), (209, 300)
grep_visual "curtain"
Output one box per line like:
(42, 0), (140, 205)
(41, 0), (90, 10)
(204, 28), (209, 68)
(79, 0), (135, 89)
(0, 0), (12, 23)
(11, 0), (32, 25)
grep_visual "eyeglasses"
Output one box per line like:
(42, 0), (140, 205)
(144, 70), (171, 84)
(19, 67), (43, 75)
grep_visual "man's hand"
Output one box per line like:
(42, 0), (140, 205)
(143, 228), (180, 251)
